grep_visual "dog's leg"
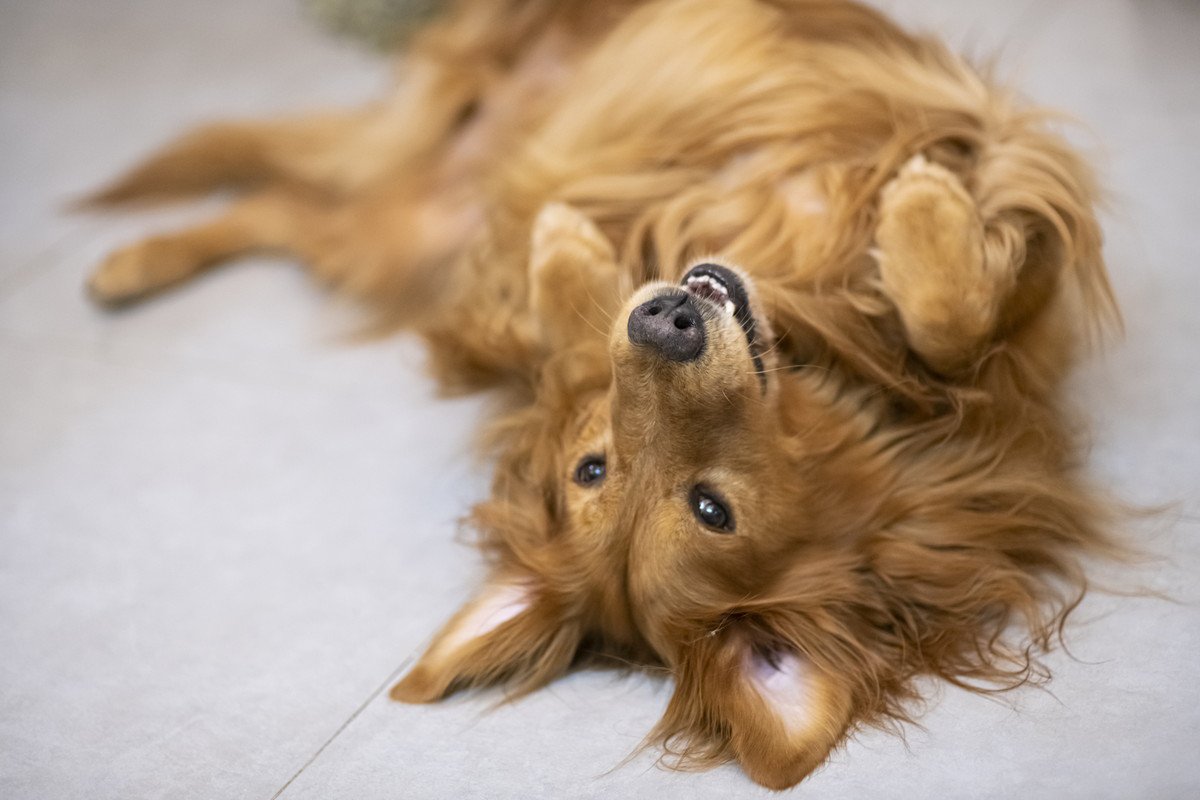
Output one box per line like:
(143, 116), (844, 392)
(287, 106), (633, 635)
(80, 113), (375, 206)
(89, 182), (481, 311)
(87, 190), (327, 306)
(528, 203), (628, 349)
(83, 61), (484, 208)
(874, 155), (1007, 373)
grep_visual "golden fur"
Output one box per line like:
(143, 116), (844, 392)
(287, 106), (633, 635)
(85, 0), (1121, 789)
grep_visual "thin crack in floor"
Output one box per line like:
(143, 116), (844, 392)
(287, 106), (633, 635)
(269, 656), (414, 800)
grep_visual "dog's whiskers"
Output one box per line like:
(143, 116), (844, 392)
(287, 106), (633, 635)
(581, 280), (617, 326)
(749, 362), (834, 375)
(569, 299), (612, 340)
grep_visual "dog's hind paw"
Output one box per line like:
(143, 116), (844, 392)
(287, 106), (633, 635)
(87, 237), (211, 308)
(88, 241), (165, 307)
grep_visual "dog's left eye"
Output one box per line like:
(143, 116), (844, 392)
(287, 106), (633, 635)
(691, 486), (734, 532)
(574, 455), (607, 486)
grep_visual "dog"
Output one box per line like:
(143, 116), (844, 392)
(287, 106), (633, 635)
(83, 0), (1121, 789)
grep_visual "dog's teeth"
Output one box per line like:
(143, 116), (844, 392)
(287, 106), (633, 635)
(724, 299), (735, 316)
(687, 274), (729, 298)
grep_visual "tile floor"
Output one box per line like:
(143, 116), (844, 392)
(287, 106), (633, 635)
(1, 1), (1197, 798)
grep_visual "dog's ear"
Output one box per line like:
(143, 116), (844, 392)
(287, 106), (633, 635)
(660, 623), (854, 790)
(390, 573), (582, 703)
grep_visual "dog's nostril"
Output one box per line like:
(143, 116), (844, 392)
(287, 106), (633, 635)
(627, 293), (705, 362)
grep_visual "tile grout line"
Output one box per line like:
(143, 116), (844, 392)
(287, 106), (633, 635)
(268, 655), (415, 800)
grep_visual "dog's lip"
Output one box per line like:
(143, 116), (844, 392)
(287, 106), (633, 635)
(682, 263), (746, 319)
(680, 263), (766, 388)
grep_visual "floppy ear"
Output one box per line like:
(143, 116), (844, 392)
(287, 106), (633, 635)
(390, 573), (583, 703)
(662, 625), (854, 790)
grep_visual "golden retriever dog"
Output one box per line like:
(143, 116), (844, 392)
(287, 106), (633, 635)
(84, 0), (1121, 789)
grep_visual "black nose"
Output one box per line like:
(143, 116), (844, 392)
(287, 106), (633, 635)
(627, 292), (706, 362)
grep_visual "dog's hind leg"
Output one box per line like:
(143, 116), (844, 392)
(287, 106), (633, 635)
(80, 112), (381, 207)
(89, 181), (481, 313)
(86, 189), (332, 306)
(82, 42), (493, 208)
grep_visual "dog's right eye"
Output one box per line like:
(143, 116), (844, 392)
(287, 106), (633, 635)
(690, 486), (734, 532)
(573, 455), (607, 487)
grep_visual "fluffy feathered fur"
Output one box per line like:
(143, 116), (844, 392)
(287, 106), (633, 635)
(85, 0), (1121, 789)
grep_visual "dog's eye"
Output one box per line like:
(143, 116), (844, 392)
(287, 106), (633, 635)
(691, 486), (734, 532)
(573, 455), (607, 486)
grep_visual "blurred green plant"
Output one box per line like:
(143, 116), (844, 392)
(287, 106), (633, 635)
(302, 0), (445, 50)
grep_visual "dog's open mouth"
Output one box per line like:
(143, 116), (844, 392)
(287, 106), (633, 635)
(682, 263), (766, 385)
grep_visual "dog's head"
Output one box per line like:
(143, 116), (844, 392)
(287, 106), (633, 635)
(391, 206), (1088, 789)
(393, 220), (880, 786)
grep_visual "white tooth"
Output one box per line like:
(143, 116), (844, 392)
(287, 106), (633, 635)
(686, 273), (731, 306)
(724, 300), (735, 316)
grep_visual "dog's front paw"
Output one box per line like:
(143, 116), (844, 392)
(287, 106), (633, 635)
(527, 203), (624, 347)
(530, 202), (614, 272)
(875, 155), (998, 372)
(878, 154), (974, 216)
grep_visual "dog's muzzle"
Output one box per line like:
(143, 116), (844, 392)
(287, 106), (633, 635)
(627, 292), (706, 362)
